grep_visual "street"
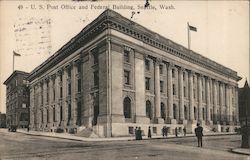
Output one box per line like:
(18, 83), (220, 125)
(0, 129), (249, 160)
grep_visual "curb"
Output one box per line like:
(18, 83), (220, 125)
(231, 148), (250, 156)
(16, 130), (239, 142)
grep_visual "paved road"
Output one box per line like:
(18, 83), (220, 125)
(0, 129), (249, 160)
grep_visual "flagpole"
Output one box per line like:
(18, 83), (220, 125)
(187, 22), (190, 50)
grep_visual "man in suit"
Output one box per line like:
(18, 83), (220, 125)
(195, 123), (203, 147)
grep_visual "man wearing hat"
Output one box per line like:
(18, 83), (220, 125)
(195, 123), (203, 147)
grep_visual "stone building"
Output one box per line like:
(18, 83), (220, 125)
(27, 9), (241, 137)
(239, 80), (250, 126)
(3, 70), (30, 128)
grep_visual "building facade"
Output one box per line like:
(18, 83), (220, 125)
(239, 80), (250, 126)
(28, 9), (241, 137)
(3, 70), (30, 128)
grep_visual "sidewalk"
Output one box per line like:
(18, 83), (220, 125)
(16, 129), (238, 142)
(231, 148), (250, 155)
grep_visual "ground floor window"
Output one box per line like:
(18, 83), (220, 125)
(123, 97), (131, 118)
(146, 100), (152, 119)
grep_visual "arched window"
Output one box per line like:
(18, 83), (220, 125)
(123, 97), (131, 118)
(194, 107), (197, 120)
(161, 103), (166, 120)
(184, 105), (187, 120)
(202, 108), (205, 120)
(146, 100), (152, 119)
(173, 104), (177, 119)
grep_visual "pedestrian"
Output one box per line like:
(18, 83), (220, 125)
(162, 126), (166, 137)
(195, 123), (203, 147)
(175, 127), (178, 137)
(148, 126), (152, 138)
(138, 127), (142, 140)
(135, 127), (138, 140)
(183, 127), (186, 136)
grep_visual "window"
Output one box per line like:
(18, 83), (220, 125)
(172, 69), (175, 78)
(161, 103), (166, 119)
(184, 86), (186, 97)
(60, 106), (63, 122)
(41, 110), (44, 123)
(53, 79), (55, 100)
(159, 65), (163, 74)
(78, 79), (81, 92)
(68, 82), (71, 95)
(124, 70), (130, 85)
(77, 63), (81, 73)
(94, 71), (99, 87)
(193, 89), (196, 98)
(124, 50), (130, 62)
(160, 81), (164, 92)
(194, 107), (197, 120)
(93, 52), (99, 64)
(145, 77), (150, 90)
(145, 59), (150, 71)
(67, 68), (71, 78)
(173, 84), (176, 95)
(46, 81), (49, 103)
(77, 102), (82, 125)
(47, 108), (49, 123)
(184, 106), (188, 120)
(183, 72), (185, 81)
(53, 107), (56, 122)
(123, 97), (131, 118)
(60, 74), (63, 82)
(146, 101), (152, 119)
(202, 108), (205, 120)
(173, 104), (177, 119)
(68, 104), (71, 124)
(60, 87), (63, 98)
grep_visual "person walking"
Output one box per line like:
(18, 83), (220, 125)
(183, 127), (186, 136)
(195, 123), (203, 147)
(148, 126), (152, 138)
(175, 127), (178, 137)
(162, 126), (166, 137)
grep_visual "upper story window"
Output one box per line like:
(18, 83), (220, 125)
(184, 86), (186, 97)
(94, 71), (99, 87)
(92, 49), (99, 65)
(159, 64), (163, 74)
(183, 72), (185, 81)
(124, 50), (130, 63)
(145, 77), (150, 90)
(67, 67), (71, 78)
(124, 70), (130, 85)
(60, 74), (63, 82)
(160, 81), (164, 92)
(77, 63), (81, 73)
(145, 59), (150, 71)
(173, 84), (176, 95)
(172, 69), (175, 78)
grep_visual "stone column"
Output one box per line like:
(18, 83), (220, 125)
(235, 86), (239, 123)
(62, 67), (68, 127)
(167, 63), (174, 124)
(225, 84), (230, 123)
(206, 77), (212, 124)
(228, 85), (232, 123)
(71, 63), (77, 126)
(179, 67), (184, 122)
(154, 59), (164, 123)
(188, 71), (194, 121)
(135, 53), (149, 123)
(198, 74), (203, 122)
(219, 82), (224, 122)
(213, 80), (218, 123)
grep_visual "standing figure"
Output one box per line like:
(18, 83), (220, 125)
(175, 127), (178, 137)
(183, 127), (186, 136)
(135, 127), (138, 140)
(148, 126), (152, 138)
(138, 127), (142, 140)
(162, 126), (166, 137)
(165, 127), (169, 137)
(195, 123), (203, 147)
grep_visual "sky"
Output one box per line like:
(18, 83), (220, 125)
(0, 1), (249, 113)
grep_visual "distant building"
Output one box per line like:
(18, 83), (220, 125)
(239, 80), (250, 126)
(27, 9), (241, 137)
(3, 70), (30, 128)
(0, 112), (6, 128)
